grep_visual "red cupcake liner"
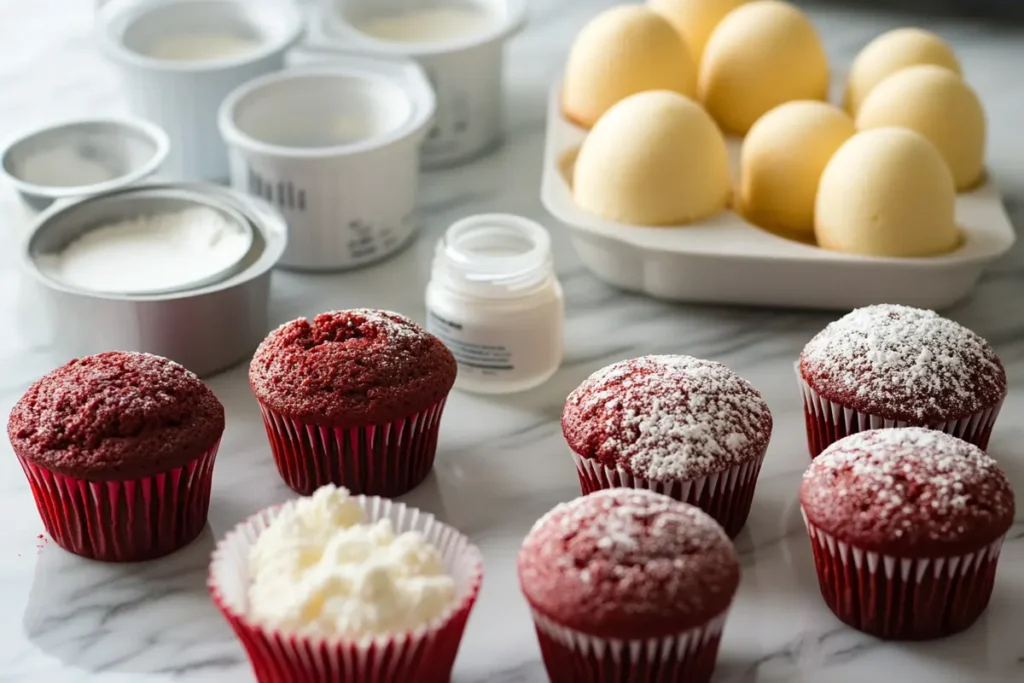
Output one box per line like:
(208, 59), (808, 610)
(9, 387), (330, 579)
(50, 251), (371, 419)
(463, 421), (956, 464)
(257, 398), (447, 497)
(208, 495), (484, 683)
(530, 607), (729, 683)
(17, 442), (219, 563)
(802, 513), (1005, 640)
(797, 372), (1003, 458)
(572, 451), (766, 538)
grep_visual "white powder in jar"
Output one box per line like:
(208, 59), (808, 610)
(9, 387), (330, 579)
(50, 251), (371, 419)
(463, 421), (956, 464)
(39, 207), (251, 294)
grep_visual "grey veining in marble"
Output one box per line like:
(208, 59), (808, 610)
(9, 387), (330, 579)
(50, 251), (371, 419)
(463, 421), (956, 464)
(0, 1), (1022, 681)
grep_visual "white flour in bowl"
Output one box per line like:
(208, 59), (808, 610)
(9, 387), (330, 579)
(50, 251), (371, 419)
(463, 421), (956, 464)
(38, 207), (251, 294)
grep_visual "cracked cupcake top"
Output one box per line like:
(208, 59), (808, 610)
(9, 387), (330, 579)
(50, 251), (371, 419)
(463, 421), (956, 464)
(249, 309), (456, 426)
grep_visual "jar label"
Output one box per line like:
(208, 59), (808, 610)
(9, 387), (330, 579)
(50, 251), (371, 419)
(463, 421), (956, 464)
(426, 310), (516, 376)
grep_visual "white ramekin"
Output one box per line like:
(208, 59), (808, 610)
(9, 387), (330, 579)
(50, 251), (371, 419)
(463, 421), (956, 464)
(311, 0), (527, 168)
(96, 0), (305, 181)
(218, 57), (436, 271)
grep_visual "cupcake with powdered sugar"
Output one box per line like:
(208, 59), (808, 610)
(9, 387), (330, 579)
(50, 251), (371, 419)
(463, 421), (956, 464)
(801, 427), (1014, 640)
(798, 304), (1005, 457)
(562, 354), (772, 536)
(518, 488), (739, 683)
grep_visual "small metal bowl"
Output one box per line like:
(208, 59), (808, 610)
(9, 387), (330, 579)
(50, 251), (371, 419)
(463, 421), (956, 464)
(0, 117), (170, 211)
(22, 181), (287, 377)
(31, 189), (255, 296)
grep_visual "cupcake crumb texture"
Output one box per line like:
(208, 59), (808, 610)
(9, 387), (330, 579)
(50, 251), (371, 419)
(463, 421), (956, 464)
(248, 485), (455, 637)
(518, 488), (739, 638)
(249, 309), (456, 426)
(800, 304), (1005, 422)
(562, 355), (772, 481)
(801, 428), (1014, 555)
(7, 351), (224, 480)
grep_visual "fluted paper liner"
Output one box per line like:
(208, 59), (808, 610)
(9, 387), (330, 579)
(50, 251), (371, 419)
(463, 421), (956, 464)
(17, 442), (219, 562)
(208, 496), (484, 683)
(802, 510), (1005, 640)
(530, 607), (729, 683)
(796, 369), (1003, 458)
(572, 451), (766, 538)
(257, 398), (447, 498)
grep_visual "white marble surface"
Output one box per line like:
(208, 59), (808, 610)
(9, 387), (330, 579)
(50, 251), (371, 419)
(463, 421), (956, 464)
(1, 1), (1023, 681)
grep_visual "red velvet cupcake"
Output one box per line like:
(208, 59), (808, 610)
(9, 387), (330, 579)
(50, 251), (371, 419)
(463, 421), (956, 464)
(8, 351), (224, 562)
(800, 427), (1014, 640)
(249, 309), (457, 497)
(518, 488), (740, 683)
(562, 355), (772, 537)
(798, 304), (1005, 458)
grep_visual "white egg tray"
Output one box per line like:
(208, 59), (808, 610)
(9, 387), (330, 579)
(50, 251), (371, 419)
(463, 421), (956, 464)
(541, 83), (1016, 311)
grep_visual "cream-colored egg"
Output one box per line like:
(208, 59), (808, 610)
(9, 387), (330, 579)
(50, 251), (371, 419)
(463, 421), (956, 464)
(648, 0), (748, 66)
(844, 28), (962, 116)
(740, 101), (856, 236)
(698, 1), (828, 135)
(815, 128), (959, 257)
(562, 5), (696, 129)
(856, 65), (985, 191)
(573, 90), (731, 226)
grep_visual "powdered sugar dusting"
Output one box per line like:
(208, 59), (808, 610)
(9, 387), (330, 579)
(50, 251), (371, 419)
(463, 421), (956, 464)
(518, 489), (740, 635)
(562, 355), (772, 482)
(528, 489), (732, 562)
(801, 428), (1014, 549)
(800, 305), (1004, 422)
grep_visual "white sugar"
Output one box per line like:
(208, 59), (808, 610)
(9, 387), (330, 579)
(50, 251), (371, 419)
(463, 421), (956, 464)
(567, 355), (771, 481)
(801, 304), (1003, 419)
(807, 427), (1011, 523)
(529, 489), (730, 565)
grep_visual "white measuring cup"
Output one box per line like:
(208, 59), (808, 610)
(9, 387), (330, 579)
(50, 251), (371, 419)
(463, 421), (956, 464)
(310, 0), (527, 168)
(95, 0), (305, 182)
(219, 53), (436, 271)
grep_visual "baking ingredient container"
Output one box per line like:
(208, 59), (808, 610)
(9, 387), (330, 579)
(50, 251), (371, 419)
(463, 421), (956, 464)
(310, 0), (526, 168)
(219, 57), (435, 271)
(22, 181), (287, 376)
(95, 0), (304, 181)
(0, 117), (169, 212)
(426, 214), (564, 394)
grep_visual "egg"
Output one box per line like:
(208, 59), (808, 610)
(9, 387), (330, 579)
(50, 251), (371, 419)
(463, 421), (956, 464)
(573, 90), (731, 225)
(648, 0), (748, 66)
(856, 65), (985, 191)
(698, 1), (828, 135)
(740, 101), (856, 236)
(844, 28), (962, 116)
(562, 5), (696, 129)
(815, 128), (959, 257)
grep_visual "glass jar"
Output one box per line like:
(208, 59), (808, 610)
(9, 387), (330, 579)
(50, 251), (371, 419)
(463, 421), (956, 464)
(426, 213), (564, 394)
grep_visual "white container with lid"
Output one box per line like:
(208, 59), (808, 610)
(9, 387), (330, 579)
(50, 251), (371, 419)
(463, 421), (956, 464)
(426, 214), (564, 394)
(95, 0), (305, 181)
(310, 0), (527, 168)
(218, 55), (436, 271)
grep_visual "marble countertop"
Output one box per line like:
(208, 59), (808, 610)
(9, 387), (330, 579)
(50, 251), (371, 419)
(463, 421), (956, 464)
(0, 1), (1022, 681)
